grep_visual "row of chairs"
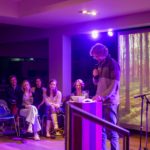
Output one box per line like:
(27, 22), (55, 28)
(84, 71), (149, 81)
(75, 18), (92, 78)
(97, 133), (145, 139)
(0, 99), (65, 138)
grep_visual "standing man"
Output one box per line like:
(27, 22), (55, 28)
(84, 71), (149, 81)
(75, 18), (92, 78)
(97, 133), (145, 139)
(90, 43), (120, 150)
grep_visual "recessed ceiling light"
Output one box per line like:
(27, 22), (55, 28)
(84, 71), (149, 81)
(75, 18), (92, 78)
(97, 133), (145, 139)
(82, 10), (88, 14)
(90, 11), (97, 16)
(80, 10), (97, 16)
(107, 29), (114, 37)
(91, 30), (99, 39)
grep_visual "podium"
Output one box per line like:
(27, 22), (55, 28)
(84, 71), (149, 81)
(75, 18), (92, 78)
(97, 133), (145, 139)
(71, 102), (102, 150)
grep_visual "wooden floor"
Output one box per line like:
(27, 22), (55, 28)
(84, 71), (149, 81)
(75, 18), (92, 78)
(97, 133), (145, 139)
(0, 135), (64, 150)
(128, 134), (150, 150)
(0, 133), (150, 150)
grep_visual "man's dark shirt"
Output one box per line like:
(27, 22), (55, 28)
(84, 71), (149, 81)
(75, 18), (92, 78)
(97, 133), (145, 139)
(5, 85), (23, 109)
(33, 87), (43, 107)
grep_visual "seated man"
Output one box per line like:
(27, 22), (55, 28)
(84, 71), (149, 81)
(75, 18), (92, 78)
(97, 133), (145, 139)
(5, 75), (22, 115)
(32, 77), (46, 118)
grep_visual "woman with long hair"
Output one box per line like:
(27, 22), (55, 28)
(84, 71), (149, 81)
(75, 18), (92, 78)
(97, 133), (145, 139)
(72, 79), (89, 98)
(44, 79), (62, 138)
(20, 80), (41, 140)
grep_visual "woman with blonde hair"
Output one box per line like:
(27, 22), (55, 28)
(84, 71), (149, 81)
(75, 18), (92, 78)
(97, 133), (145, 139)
(20, 80), (41, 140)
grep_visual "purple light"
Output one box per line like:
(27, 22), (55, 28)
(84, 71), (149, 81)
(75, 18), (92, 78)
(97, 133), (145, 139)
(107, 29), (114, 37)
(91, 30), (99, 39)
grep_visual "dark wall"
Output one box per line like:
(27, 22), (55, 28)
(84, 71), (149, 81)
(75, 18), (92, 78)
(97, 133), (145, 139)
(0, 39), (48, 58)
(0, 25), (49, 98)
(0, 39), (49, 86)
(71, 31), (118, 97)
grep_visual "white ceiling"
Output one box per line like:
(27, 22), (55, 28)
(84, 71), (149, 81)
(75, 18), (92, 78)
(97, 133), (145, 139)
(0, 0), (150, 28)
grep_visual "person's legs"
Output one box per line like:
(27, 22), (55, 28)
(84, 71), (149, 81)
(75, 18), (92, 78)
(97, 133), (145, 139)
(51, 113), (58, 130)
(45, 105), (53, 137)
(51, 106), (61, 136)
(49, 105), (59, 130)
(38, 104), (46, 119)
(25, 105), (37, 124)
(46, 120), (51, 137)
(102, 127), (107, 150)
(33, 115), (41, 132)
(20, 108), (33, 132)
(20, 106), (41, 140)
(102, 105), (108, 150)
(109, 105), (119, 150)
(103, 104), (119, 150)
(33, 116), (41, 140)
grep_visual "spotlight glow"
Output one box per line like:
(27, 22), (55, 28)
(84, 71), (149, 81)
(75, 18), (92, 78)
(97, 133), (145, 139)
(91, 30), (99, 39)
(80, 10), (97, 16)
(82, 10), (87, 14)
(91, 11), (97, 16)
(107, 29), (114, 37)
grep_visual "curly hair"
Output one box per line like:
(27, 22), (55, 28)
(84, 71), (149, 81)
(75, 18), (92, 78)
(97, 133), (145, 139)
(73, 79), (85, 88)
(89, 43), (108, 57)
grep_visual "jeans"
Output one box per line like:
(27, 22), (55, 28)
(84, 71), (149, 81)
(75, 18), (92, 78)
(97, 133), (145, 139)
(102, 104), (119, 150)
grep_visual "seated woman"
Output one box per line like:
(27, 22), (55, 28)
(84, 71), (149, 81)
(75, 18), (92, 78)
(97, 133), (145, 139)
(44, 79), (62, 138)
(20, 80), (41, 141)
(71, 79), (89, 98)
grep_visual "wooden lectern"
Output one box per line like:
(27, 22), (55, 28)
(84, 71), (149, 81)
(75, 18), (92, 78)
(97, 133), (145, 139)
(71, 102), (102, 150)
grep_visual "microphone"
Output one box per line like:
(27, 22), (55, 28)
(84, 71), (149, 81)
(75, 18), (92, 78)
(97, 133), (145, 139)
(94, 63), (99, 69)
(134, 93), (150, 99)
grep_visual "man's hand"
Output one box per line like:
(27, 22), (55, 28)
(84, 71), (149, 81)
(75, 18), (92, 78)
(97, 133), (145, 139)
(92, 95), (102, 102)
(93, 68), (99, 77)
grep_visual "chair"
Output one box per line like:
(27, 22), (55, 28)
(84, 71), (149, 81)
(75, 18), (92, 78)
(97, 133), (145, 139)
(0, 99), (19, 136)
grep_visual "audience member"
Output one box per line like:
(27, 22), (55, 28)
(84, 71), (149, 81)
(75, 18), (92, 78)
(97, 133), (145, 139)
(5, 75), (22, 115)
(20, 80), (41, 141)
(71, 79), (89, 98)
(44, 79), (62, 138)
(32, 77), (46, 117)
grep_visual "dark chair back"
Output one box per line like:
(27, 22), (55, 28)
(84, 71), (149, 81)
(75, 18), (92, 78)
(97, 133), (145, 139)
(0, 99), (10, 117)
(0, 99), (19, 136)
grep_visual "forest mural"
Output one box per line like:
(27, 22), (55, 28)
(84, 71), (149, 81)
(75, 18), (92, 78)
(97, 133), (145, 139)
(119, 30), (150, 131)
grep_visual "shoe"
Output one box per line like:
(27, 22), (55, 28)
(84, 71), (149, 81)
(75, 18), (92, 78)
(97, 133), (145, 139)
(50, 134), (56, 139)
(55, 131), (61, 136)
(27, 124), (33, 133)
(46, 132), (51, 138)
(34, 133), (40, 141)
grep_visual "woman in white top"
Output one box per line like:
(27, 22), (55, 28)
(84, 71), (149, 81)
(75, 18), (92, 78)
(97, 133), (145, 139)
(20, 80), (41, 140)
(44, 79), (62, 138)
